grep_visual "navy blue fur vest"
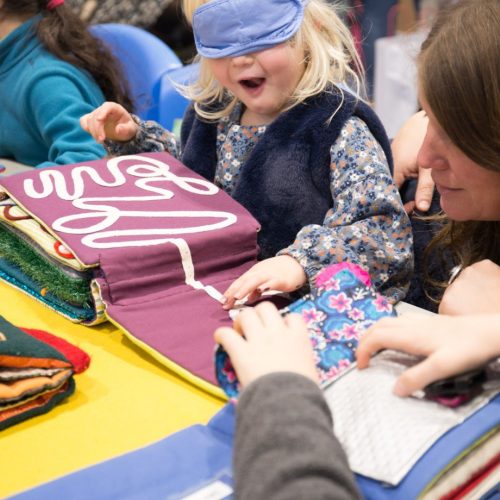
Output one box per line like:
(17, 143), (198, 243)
(180, 91), (393, 259)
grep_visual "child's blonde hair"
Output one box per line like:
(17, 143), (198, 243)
(181, 0), (365, 121)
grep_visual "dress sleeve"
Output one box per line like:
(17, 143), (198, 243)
(104, 116), (182, 160)
(234, 372), (361, 500)
(278, 116), (413, 303)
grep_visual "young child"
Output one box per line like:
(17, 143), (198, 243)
(81, 0), (413, 307)
(0, 0), (132, 169)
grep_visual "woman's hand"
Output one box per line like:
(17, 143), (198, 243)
(356, 313), (500, 396)
(392, 110), (434, 213)
(80, 102), (138, 143)
(222, 255), (307, 310)
(440, 260), (500, 315)
(214, 302), (318, 388)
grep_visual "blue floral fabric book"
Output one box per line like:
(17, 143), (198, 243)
(215, 262), (397, 398)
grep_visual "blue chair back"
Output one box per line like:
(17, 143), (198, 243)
(90, 23), (182, 121)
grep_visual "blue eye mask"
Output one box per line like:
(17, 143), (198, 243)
(193, 0), (309, 58)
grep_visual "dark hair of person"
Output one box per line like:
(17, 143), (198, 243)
(0, 0), (134, 111)
(418, 0), (500, 302)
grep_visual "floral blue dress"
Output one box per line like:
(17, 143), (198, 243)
(105, 104), (413, 303)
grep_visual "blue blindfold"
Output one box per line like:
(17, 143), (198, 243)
(193, 0), (309, 59)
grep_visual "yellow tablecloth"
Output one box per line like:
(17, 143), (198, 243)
(0, 282), (224, 498)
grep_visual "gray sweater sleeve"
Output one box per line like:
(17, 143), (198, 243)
(234, 372), (361, 500)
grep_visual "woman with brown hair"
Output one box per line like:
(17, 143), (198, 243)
(0, 0), (132, 168)
(393, 0), (499, 305)
(215, 1), (499, 496)
(358, 0), (500, 394)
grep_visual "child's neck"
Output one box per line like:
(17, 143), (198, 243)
(240, 107), (279, 127)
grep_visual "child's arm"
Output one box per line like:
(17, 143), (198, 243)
(26, 72), (108, 167)
(234, 372), (361, 499)
(215, 301), (317, 386)
(278, 116), (413, 303)
(81, 104), (181, 159)
(356, 313), (500, 396)
(222, 255), (307, 309)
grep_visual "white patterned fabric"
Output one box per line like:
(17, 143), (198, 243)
(323, 350), (500, 485)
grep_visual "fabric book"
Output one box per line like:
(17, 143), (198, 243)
(216, 262), (397, 398)
(0, 153), (260, 397)
(0, 316), (90, 431)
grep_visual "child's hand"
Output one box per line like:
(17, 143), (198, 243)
(214, 302), (318, 388)
(80, 102), (138, 143)
(356, 314), (500, 397)
(439, 260), (500, 315)
(222, 255), (307, 310)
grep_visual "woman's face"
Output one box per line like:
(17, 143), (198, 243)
(418, 99), (500, 221)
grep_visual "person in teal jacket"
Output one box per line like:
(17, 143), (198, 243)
(0, 0), (132, 169)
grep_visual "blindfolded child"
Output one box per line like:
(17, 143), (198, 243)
(81, 0), (413, 307)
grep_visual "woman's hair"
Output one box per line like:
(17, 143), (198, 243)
(181, 0), (364, 121)
(418, 0), (500, 300)
(0, 0), (133, 111)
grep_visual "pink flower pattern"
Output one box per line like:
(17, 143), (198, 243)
(347, 308), (365, 321)
(301, 308), (327, 325)
(374, 294), (392, 313)
(328, 292), (353, 312)
(340, 323), (359, 340)
(215, 263), (396, 398)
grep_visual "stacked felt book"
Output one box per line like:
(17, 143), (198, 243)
(0, 316), (89, 431)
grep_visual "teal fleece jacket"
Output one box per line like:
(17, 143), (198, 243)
(0, 16), (106, 168)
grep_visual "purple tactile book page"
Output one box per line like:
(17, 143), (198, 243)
(1, 153), (260, 393)
(0, 153), (260, 270)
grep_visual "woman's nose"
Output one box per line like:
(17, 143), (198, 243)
(417, 130), (448, 171)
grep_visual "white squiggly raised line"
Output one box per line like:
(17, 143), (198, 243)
(23, 155), (237, 303)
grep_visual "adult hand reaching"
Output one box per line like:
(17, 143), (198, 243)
(214, 302), (318, 389)
(356, 313), (500, 397)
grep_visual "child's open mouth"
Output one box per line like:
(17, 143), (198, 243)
(239, 78), (265, 91)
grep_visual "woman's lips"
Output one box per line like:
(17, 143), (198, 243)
(436, 183), (461, 195)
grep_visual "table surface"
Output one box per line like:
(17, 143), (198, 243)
(0, 161), (430, 496)
(0, 281), (224, 498)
